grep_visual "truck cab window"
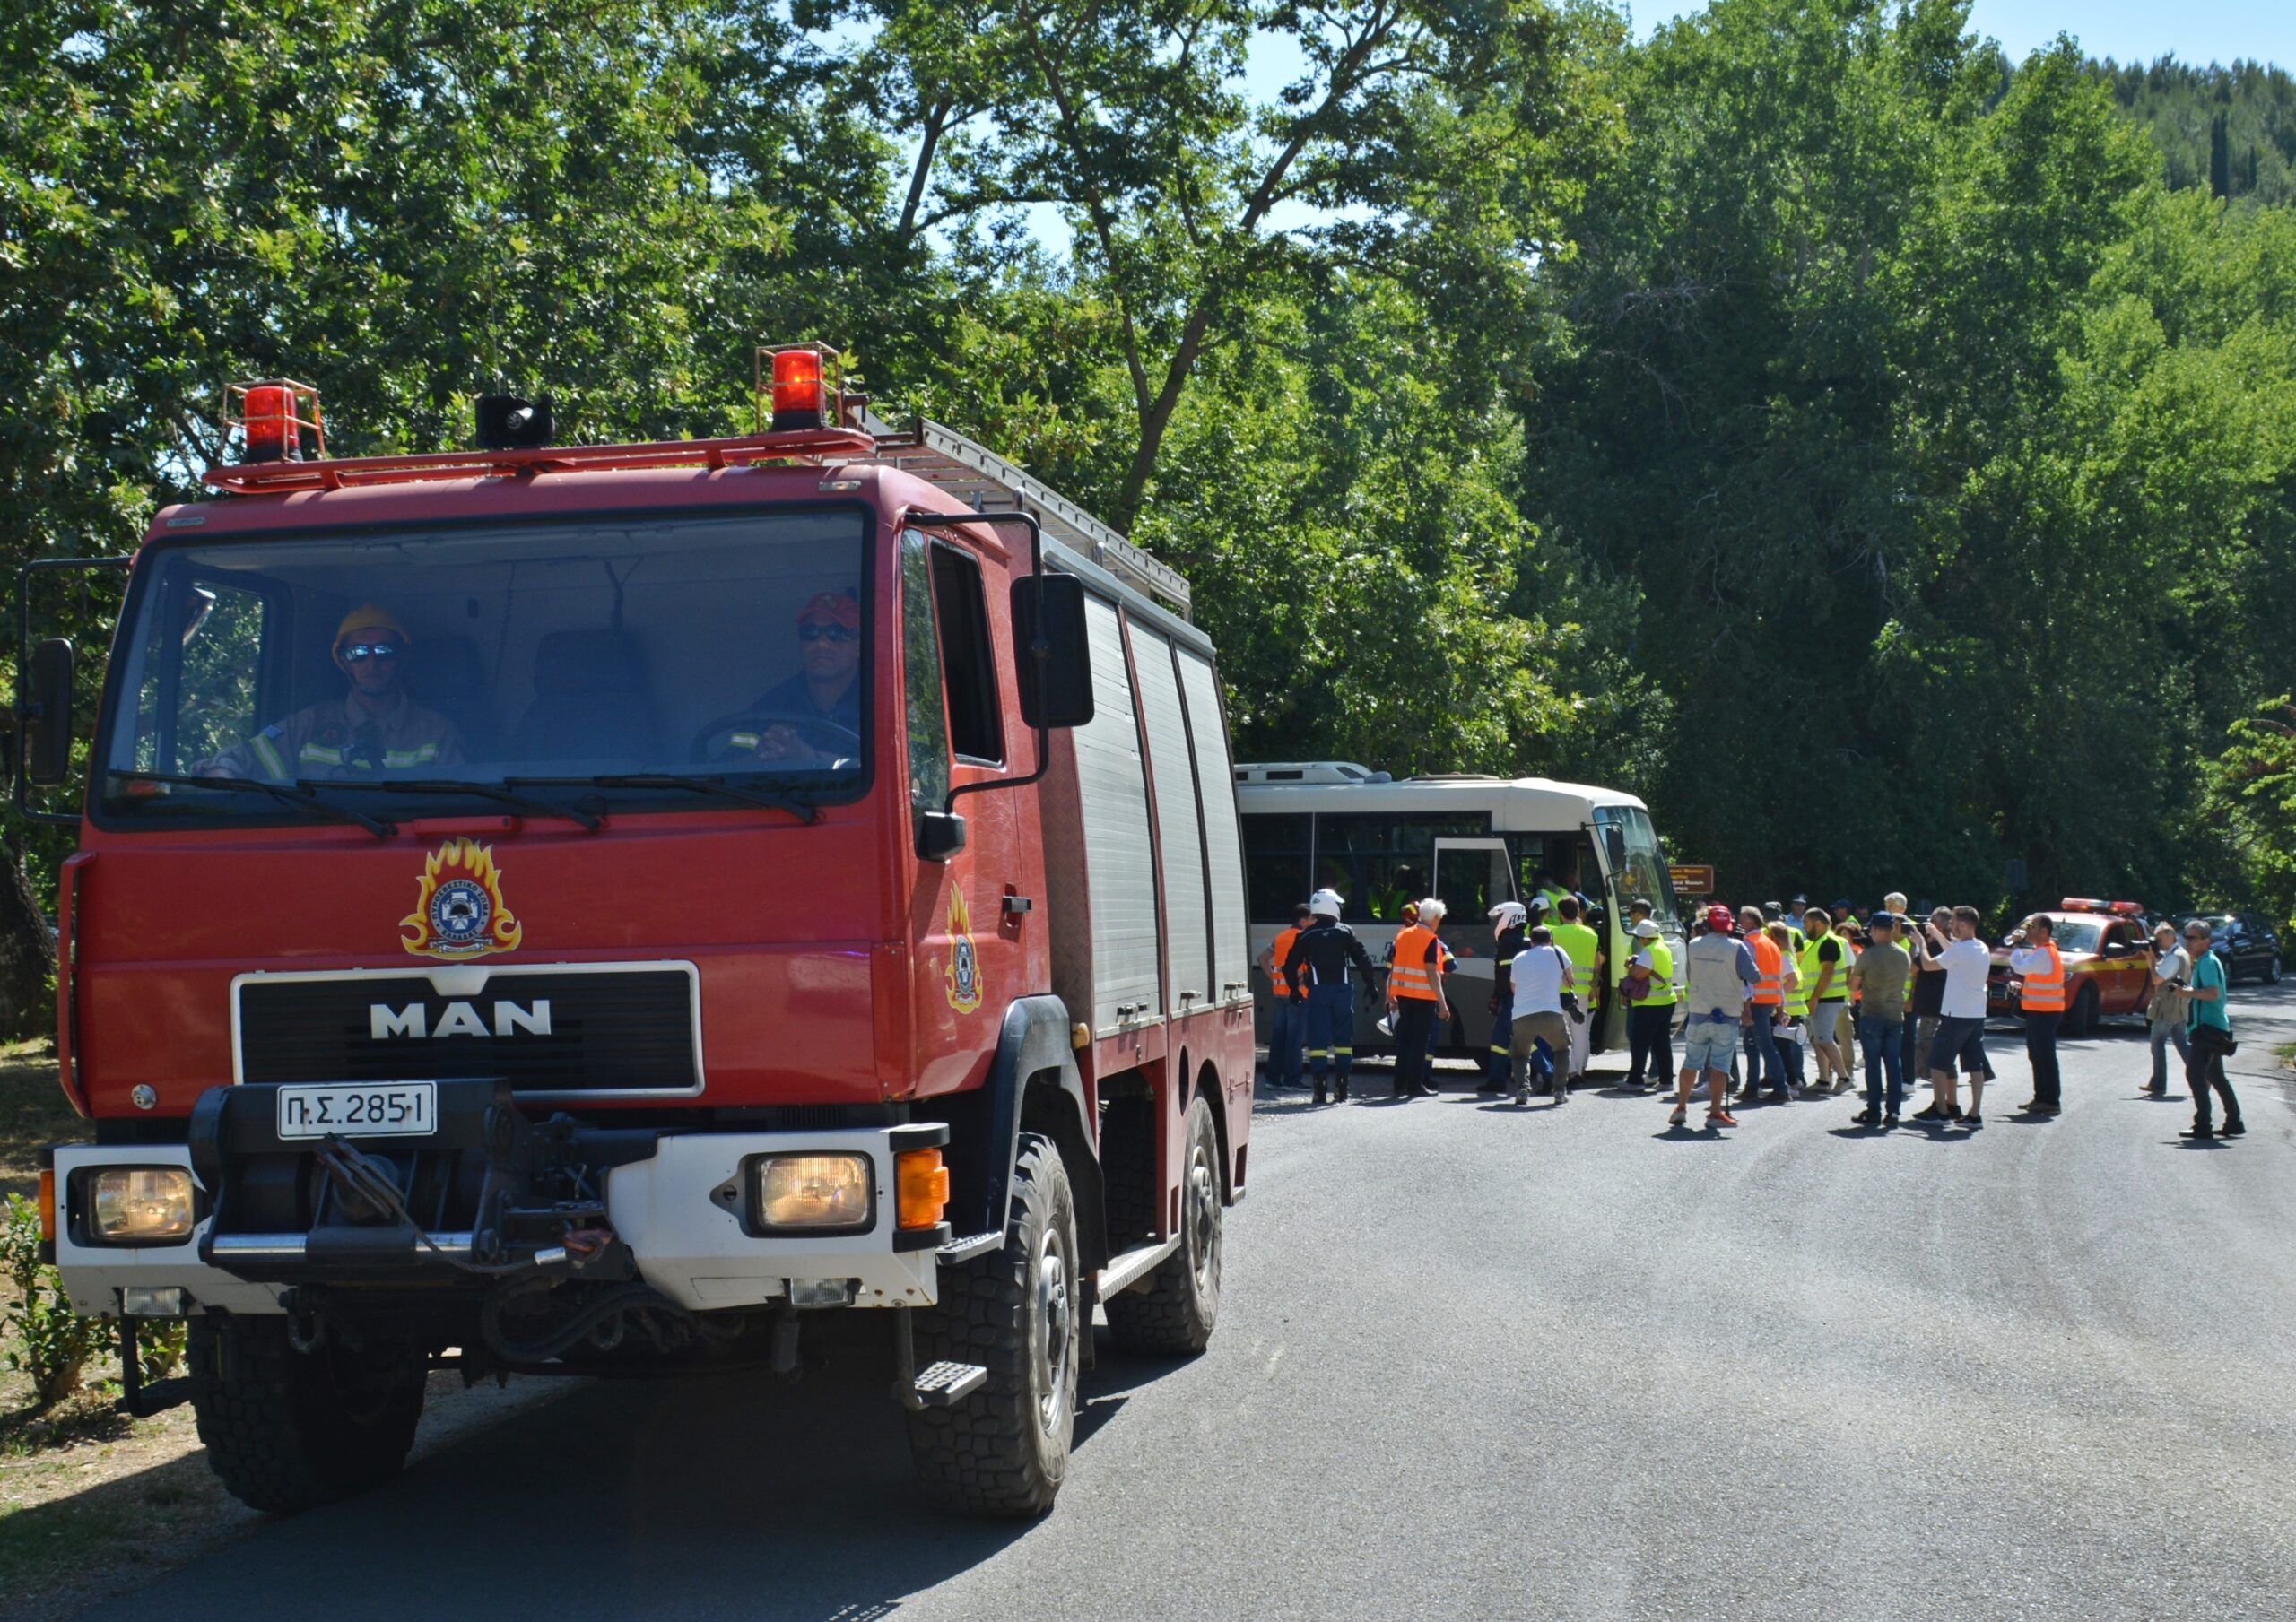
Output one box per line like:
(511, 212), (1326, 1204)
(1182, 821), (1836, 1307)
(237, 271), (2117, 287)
(901, 531), (952, 812)
(929, 542), (1004, 764)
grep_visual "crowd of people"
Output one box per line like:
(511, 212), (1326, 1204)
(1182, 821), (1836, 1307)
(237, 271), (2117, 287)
(1257, 888), (2248, 1141)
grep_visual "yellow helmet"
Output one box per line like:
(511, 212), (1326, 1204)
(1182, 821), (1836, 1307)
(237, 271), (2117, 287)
(333, 603), (411, 670)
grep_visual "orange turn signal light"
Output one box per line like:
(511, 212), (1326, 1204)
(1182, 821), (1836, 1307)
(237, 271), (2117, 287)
(895, 1148), (950, 1231)
(37, 1167), (57, 1244)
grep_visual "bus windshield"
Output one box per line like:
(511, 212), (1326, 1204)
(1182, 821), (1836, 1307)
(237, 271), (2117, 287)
(1592, 804), (1678, 924)
(95, 507), (870, 825)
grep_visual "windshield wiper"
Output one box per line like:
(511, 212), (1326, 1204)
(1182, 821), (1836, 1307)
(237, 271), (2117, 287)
(309, 778), (604, 833)
(505, 773), (821, 824)
(109, 772), (396, 838)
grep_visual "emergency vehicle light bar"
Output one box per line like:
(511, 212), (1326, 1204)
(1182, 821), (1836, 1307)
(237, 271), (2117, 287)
(203, 427), (879, 495)
(2059, 898), (2144, 915)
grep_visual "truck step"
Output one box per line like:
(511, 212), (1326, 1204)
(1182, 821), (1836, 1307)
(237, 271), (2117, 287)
(1098, 1236), (1181, 1298)
(911, 1360), (987, 1407)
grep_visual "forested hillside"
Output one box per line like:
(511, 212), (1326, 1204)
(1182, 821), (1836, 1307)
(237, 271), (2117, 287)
(2099, 56), (2296, 205)
(2, 0), (2292, 1033)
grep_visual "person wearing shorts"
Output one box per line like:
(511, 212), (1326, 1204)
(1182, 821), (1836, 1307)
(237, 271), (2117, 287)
(1911, 905), (1993, 1127)
(1674, 905), (1760, 1129)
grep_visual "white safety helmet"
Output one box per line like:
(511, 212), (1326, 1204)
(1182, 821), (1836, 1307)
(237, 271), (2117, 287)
(1488, 900), (1527, 927)
(1632, 918), (1663, 939)
(1417, 898), (1448, 925)
(1308, 888), (1344, 919)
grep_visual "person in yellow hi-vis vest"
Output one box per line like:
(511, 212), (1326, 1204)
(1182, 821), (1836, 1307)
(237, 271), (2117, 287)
(1550, 896), (1603, 1091)
(200, 604), (462, 782)
(1622, 917), (1676, 1090)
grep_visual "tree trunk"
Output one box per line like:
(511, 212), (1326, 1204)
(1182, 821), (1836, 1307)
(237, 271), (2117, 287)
(0, 841), (58, 1042)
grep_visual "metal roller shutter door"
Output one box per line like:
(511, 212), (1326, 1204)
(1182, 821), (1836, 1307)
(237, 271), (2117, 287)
(1176, 648), (1248, 1004)
(1075, 594), (1162, 1028)
(1128, 624), (1209, 1010)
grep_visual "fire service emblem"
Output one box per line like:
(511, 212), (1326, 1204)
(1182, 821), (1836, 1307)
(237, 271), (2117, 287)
(400, 838), (525, 960)
(944, 883), (983, 1014)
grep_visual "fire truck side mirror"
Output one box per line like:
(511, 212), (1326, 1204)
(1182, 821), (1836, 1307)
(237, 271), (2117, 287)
(1011, 574), (1094, 730)
(916, 810), (969, 863)
(21, 638), (76, 789)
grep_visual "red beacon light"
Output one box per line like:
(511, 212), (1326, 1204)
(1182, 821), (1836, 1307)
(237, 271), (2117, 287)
(229, 378), (326, 464)
(2060, 898), (2107, 913)
(757, 343), (842, 434)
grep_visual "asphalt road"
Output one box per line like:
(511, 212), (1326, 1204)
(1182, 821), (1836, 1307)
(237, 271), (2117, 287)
(85, 988), (2296, 1622)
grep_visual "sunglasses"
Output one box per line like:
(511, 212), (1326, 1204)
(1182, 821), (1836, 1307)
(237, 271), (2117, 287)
(342, 642), (402, 663)
(798, 623), (858, 643)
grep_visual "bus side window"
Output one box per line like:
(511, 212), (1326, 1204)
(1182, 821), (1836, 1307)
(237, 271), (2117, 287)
(1242, 813), (1310, 922)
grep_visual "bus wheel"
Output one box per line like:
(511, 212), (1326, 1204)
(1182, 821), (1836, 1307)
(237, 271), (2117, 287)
(906, 1132), (1078, 1517)
(187, 1314), (425, 1514)
(1106, 1095), (1222, 1357)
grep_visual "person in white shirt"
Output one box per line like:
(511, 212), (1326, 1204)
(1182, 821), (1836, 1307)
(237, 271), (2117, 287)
(1909, 904), (1994, 1126)
(1508, 925), (1576, 1107)
(2145, 922), (2191, 1097)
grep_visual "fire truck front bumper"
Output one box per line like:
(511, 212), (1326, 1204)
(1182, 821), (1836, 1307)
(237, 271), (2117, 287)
(50, 1082), (959, 1317)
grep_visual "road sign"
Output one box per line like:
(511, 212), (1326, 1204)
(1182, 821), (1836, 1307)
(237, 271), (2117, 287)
(1669, 864), (1715, 896)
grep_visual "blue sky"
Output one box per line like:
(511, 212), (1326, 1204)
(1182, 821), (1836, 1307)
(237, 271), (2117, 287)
(1627, 2), (2292, 65)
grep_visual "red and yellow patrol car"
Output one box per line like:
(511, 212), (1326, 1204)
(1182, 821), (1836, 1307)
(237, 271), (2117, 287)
(1987, 899), (2157, 1035)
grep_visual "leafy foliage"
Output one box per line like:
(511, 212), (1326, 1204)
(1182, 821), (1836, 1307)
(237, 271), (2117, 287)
(2097, 56), (2296, 205)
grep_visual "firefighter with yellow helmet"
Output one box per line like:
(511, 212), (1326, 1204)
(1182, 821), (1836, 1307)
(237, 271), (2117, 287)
(202, 603), (463, 781)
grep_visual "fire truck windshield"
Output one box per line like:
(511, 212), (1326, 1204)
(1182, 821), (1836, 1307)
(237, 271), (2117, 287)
(94, 507), (871, 825)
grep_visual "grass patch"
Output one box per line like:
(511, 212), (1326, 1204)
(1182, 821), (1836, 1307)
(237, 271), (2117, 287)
(0, 1040), (77, 1203)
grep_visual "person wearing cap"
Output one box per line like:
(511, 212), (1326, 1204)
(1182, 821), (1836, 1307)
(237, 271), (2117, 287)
(201, 603), (462, 782)
(1848, 913), (1912, 1126)
(743, 589), (863, 761)
(1509, 924), (1576, 1106)
(1256, 903), (1314, 1091)
(1482, 900), (1531, 1095)
(1284, 889), (1379, 1105)
(1622, 917), (1675, 1090)
(1674, 904), (1758, 1129)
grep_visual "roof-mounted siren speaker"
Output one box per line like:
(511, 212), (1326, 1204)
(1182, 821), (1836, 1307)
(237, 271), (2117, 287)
(476, 395), (553, 451)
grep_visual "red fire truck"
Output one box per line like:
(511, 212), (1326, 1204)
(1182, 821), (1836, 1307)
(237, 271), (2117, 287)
(21, 351), (1253, 1517)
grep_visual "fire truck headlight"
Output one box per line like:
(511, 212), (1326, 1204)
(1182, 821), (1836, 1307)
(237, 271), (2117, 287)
(752, 1154), (874, 1233)
(88, 1168), (196, 1244)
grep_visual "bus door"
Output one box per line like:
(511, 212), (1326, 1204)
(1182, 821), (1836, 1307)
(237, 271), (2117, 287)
(1432, 838), (1515, 1032)
(1587, 820), (1630, 1049)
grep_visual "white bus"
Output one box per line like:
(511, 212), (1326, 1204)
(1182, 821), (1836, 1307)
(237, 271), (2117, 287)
(1235, 763), (1688, 1059)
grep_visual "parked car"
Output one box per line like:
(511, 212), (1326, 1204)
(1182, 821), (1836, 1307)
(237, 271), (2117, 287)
(2177, 913), (2283, 985)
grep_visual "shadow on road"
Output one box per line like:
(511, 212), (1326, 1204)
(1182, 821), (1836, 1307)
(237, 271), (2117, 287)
(76, 1329), (1187, 1622)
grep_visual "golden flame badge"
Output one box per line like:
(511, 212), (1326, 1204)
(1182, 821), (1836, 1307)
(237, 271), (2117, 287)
(400, 838), (525, 960)
(944, 883), (984, 1014)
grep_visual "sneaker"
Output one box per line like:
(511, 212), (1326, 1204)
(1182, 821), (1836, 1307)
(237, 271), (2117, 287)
(1944, 1103), (1964, 1121)
(1962, 1111), (1983, 1128)
(1708, 1108), (1738, 1128)
(1911, 1104), (1946, 1122)
(1883, 1112), (1900, 1129)
(1851, 1107), (1881, 1126)
(2222, 1119), (2246, 1137)
(2181, 1125), (2215, 1141)
(1516, 1087), (1532, 1106)
(1668, 1104), (1687, 1127)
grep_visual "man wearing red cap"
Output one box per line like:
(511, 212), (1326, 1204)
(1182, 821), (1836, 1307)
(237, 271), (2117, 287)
(201, 603), (461, 781)
(743, 590), (862, 761)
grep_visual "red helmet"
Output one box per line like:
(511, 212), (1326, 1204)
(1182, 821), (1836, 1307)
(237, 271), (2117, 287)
(1706, 904), (1734, 932)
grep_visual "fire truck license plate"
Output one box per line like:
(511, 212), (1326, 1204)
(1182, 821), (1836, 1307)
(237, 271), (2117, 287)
(275, 1082), (437, 1140)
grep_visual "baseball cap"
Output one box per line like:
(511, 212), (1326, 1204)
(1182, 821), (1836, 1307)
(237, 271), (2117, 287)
(1632, 918), (1662, 939)
(1706, 904), (1733, 932)
(797, 590), (861, 630)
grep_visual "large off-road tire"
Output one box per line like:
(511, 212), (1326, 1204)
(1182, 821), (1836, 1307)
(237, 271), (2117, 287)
(2064, 982), (2100, 1039)
(187, 1314), (426, 1515)
(1104, 1093), (1222, 1357)
(907, 1132), (1080, 1517)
